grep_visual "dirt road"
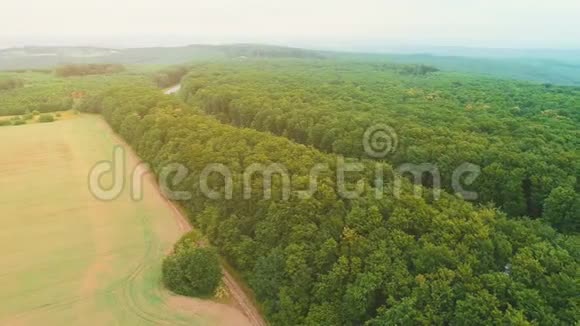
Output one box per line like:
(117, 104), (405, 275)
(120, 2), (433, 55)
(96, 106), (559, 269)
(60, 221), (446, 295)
(163, 84), (182, 95)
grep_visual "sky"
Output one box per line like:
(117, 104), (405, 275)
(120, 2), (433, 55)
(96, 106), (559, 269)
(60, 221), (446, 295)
(1, 0), (579, 50)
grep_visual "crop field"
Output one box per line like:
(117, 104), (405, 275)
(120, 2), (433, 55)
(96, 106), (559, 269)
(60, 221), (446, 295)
(0, 115), (248, 325)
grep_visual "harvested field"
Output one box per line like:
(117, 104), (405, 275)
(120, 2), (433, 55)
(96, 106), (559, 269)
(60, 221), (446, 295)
(0, 115), (250, 325)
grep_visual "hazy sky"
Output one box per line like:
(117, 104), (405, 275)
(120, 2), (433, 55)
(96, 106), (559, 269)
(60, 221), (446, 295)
(2, 0), (579, 49)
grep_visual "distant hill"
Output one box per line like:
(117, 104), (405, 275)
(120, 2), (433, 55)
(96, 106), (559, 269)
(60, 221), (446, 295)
(2, 43), (580, 86)
(337, 48), (580, 86)
(380, 53), (580, 86)
(0, 44), (326, 70)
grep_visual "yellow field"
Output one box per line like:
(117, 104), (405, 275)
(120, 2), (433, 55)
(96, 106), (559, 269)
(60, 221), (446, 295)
(0, 115), (247, 325)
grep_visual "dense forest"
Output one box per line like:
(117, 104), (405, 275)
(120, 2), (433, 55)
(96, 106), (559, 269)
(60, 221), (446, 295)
(0, 71), (151, 116)
(79, 85), (578, 325)
(178, 60), (579, 233)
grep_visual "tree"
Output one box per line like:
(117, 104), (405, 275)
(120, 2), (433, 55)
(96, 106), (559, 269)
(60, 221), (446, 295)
(162, 232), (222, 298)
(544, 186), (580, 233)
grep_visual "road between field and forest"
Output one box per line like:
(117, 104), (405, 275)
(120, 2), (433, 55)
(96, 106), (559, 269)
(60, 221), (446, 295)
(163, 83), (267, 326)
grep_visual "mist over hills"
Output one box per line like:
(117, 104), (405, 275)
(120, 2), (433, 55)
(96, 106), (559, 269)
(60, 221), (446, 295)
(0, 44), (325, 69)
(2, 43), (580, 86)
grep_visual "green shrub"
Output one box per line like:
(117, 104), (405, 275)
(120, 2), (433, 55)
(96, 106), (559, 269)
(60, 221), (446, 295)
(12, 119), (25, 126)
(162, 232), (222, 298)
(23, 113), (33, 120)
(0, 120), (11, 126)
(55, 112), (62, 117)
(38, 114), (55, 123)
(32, 110), (40, 116)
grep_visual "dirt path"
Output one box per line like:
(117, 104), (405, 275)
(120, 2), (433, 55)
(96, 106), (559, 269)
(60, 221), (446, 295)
(163, 84), (181, 95)
(222, 270), (266, 326)
(105, 115), (267, 326)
